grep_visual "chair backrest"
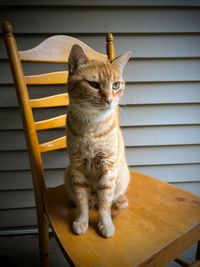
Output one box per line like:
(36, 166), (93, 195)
(2, 20), (115, 216)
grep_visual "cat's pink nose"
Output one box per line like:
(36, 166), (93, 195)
(105, 99), (113, 105)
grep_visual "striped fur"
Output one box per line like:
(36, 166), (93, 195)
(64, 45), (131, 238)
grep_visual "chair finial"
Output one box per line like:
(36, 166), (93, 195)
(106, 32), (115, 62)
(2, 21), (14, 36)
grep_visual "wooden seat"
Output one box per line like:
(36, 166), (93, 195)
(3, 20), (200, 267)
(45, 172), (200, 267)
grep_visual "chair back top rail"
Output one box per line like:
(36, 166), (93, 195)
(19, 35), (108, 63)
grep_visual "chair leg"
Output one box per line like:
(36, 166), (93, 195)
(38, 214), (49, 267)
(174, 258), (190, 267)
(196, 241), (200, 260)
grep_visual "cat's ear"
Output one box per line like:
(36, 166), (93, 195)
(112, 51), (132, 73)
(68, 44), (89, 73)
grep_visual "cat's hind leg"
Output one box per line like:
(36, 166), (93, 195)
(112, 194), (128, 210)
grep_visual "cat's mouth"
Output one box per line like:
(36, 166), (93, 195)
(98, 103), (114, 111)
(103, 100), (116, 109)
(90, 98), (117, 111)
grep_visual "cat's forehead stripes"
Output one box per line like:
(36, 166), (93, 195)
(84, 61), (122, 83)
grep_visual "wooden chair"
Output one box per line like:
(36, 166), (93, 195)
(3, 20), (200, 267)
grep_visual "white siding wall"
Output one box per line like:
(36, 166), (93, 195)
(0, 1), (200, 231)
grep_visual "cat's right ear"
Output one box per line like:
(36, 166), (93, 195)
(112, 51), (132, 73)
(68, 44), (89, 74)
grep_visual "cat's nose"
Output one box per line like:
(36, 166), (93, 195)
(105, 98), (113, 105)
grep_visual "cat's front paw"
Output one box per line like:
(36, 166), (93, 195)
(98, 221), (115, 238)
(73, 220), (88, 235)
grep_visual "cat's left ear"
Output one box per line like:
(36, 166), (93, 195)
(68, 44), (89, 74)
(112, 51), (132, 73)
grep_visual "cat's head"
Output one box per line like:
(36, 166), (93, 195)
(68, 44), (131, 112)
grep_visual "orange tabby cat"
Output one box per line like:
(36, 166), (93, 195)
(65, 45), (131, 238)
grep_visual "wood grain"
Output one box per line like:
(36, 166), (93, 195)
(30, 93), (69, 108)
(19, 35), (107, 62)
(34, 114), (66, 130)
(39, 136), (66, 153)
(24, 71), (68, 85)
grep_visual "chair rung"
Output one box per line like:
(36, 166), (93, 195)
(35, 114), (67, 130)
(39, 136), (67, 153)
(174, 258), (190, 267)
(24, 71), (68, 85)
(30, 93), (69, 108)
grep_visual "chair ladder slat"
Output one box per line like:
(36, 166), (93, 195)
(35, 114), (66, 130)
(24, 71), (68, 85)
(30, 93), (69, 108)
(39, 136), (67, 153)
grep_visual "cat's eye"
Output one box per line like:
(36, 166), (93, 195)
(87, 81), (101, 90)
(112, 82), (120, 90)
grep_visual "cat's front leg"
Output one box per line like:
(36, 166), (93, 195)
(71, 169), (89, 235)
(97, 172), (116, 238)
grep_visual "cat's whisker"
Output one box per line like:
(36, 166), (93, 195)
(118, 105), (128, 118)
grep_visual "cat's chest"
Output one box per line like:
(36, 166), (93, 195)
(84, 156), (100, 181)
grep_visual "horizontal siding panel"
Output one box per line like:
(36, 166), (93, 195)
(0, 171), (33, 190)
(0, 151), (31, 171)
(171, 182), (200, 196)
(123, 125), (200, 147)
(1, 82), (200, 108)
(121, 82), (200, 105)
(0, 85), (17, 107)
(0, 169), (64, 190)
(123, 59), (200, 82)
(126, 145), (200, 166)
(0, 131), (26, 150)
(0, 208), (36, 228)
(1, 125), (200, 150)
(0, 190), (35, 209)
(1, 0), (200, 7)
(1, 59), (200, 83)
(1, 34), (200, 59)
(1, 104), (200, 129)
(0, 8), (200, 33)
(73, 34), (200, 58)
(1, 145), (200, 171)
(120, 104), (200, 126)
(132, 164), (200, 183)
